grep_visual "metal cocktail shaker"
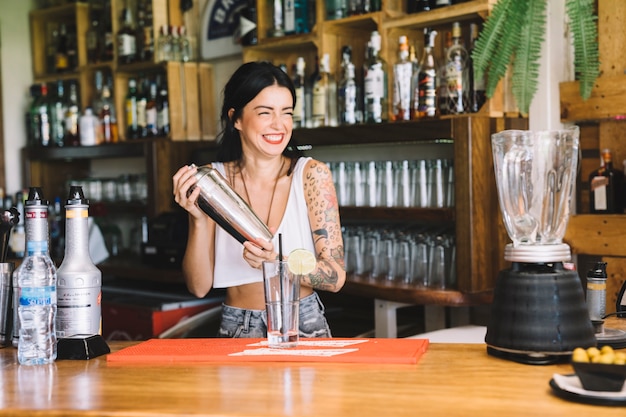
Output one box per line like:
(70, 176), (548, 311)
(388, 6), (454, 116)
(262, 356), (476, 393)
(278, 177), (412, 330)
(189, 164), (273, 244)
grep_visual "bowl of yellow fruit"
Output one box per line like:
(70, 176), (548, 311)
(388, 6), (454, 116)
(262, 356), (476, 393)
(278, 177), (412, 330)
(571, 346), (626, 392)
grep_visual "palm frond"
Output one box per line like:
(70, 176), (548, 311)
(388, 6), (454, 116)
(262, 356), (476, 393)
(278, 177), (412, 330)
(566, 0), (599, 99)
(511, 0), (547, 115)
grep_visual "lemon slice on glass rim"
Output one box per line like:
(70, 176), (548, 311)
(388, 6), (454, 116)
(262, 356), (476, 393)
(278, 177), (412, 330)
(287, 249), (316, 275)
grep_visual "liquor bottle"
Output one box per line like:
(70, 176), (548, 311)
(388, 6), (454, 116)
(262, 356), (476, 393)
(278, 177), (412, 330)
(66, 24), (78, 70)
(442, 22), (469, 115)
(338, 45), (358, 125)
(117, 0), (137, 65)
(136, 77), (149, 138)
(589, 148), (624, 214)
(145, 81), (158, 137)
(294, 0), (309, 34)
(14, 187), (57, 365)
(292, 57), (307, 128)
(348, 0), (362, 15)
(310, 54), (337, 127)
(469, 23), (486, 113)
(102, 0), (114, 61)
(86, 15), (101, 64)
(50, 80), (67, 147)
(125, 78), (139, 139)
(363, 31), (387, 123)
(178, 26), (192, 62)
(99, 84), (118, 143)
(392, 35), (412, 121)
(363, 0), (382, 13)
(92, 70), (105, 116)
(79, 107), (102, 146)
(437, 30), (452, 115)
(409, 44), (420, 117)
(156, 78), (170, 136)
(64, 81), (81, 147)
(326, 0), (346, 20)
(170, 26), (182, 62)
(55, 24), (69, 73)
(136, 0), (154, 62)
(36, 83), (52, 147)
(56, 186), (102, 338)
(413, 29), (438, 119)
(409, 0), (432, 13)
(156, 25), (172, 62)
(284, 0), (296, 35)
(26, 84), (42, 147)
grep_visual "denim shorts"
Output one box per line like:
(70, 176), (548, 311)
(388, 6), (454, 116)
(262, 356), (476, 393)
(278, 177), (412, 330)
(217, 292), (332, 338)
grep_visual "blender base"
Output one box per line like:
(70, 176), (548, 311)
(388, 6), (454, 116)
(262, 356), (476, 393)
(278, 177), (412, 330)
(486, 345), (571, 365)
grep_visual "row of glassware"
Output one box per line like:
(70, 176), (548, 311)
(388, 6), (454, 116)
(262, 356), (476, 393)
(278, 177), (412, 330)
(328, 159), (454, 208)
(343, 225), (456, 290)
(68, 174), (147, 204)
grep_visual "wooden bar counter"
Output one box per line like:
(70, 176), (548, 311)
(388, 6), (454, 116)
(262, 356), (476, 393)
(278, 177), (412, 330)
(0, 318), (625, 417)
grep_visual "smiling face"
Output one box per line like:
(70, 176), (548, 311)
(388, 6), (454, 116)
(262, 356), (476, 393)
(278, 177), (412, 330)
(232, 84), (294, 157)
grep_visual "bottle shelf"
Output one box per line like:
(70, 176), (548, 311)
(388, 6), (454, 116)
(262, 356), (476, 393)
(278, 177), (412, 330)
(339, 206), (454, 224)
(344, 275), (493, 306)
(382, 0), (493, 30)
(22, 140), (147, 161)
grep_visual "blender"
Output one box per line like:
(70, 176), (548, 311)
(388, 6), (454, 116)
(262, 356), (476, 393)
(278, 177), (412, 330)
(485, 126), (596, 364)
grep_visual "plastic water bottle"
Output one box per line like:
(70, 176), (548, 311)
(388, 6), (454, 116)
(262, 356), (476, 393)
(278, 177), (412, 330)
(56, 186), (102, 337)
(14, 187), (57, 365)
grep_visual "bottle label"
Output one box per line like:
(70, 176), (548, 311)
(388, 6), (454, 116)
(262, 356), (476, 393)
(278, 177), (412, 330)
(591, 176), (609, 210)
(26, 240), (49, 255)
(126, 97), (138, 128)
(294, 87), (305, 124)
(118, 34), (136, 57)
(65, 208), (88, 219)
(393, 62), (412, 120)
(19, 286), (56, 307)
(312, 84), (327, 120)
(418, 69), (437, 117)
(56, 288), (101, 337)
(364, 63), (385, 121)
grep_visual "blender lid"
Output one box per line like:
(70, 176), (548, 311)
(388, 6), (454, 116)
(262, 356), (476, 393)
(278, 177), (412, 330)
(504, 243), (571, 263)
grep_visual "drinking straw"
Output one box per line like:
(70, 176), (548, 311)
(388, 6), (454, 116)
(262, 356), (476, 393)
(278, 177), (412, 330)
(278, 233), (284, 333)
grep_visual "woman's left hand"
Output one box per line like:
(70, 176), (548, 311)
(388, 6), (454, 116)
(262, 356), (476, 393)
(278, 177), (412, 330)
(242, 238), (275, 269)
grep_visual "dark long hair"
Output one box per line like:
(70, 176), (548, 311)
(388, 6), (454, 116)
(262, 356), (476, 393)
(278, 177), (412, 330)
(215, 61), (303, 162)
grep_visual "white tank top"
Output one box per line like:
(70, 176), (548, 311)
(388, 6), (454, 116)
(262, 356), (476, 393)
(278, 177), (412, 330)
(212, 157), (315, 288)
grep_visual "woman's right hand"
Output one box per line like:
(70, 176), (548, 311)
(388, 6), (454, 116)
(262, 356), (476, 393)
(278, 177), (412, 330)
(172, 165), (204, 219)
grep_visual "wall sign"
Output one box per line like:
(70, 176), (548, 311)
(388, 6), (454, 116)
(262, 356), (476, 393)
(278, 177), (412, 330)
(200, 0), (247, 60)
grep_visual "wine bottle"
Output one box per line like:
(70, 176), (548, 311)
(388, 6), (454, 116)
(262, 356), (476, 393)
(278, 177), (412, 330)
(589, 148), (624, 214)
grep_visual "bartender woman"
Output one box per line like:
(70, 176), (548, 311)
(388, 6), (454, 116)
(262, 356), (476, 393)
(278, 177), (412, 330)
(172, 61), (346, 338)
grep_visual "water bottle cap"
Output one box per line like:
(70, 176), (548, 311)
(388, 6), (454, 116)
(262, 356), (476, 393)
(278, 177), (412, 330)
(25, 187), (48, 206)
(66, 185), (89, 205)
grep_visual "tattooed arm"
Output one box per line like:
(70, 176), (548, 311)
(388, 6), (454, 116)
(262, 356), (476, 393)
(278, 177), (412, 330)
(301, 159), (346, 292)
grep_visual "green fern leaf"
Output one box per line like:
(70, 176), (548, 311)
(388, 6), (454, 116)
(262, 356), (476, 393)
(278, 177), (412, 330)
(483, 0), (530, 98)
(566, 0), (599, 100)
(471, 0), (515, 80)
(511, 0), (547, 114)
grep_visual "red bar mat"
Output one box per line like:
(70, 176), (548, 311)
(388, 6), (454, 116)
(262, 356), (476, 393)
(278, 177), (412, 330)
(106, 338), (429, 364)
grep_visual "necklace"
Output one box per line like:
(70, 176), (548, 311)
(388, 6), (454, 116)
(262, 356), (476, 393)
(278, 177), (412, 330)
(239, 157), (285, 225)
